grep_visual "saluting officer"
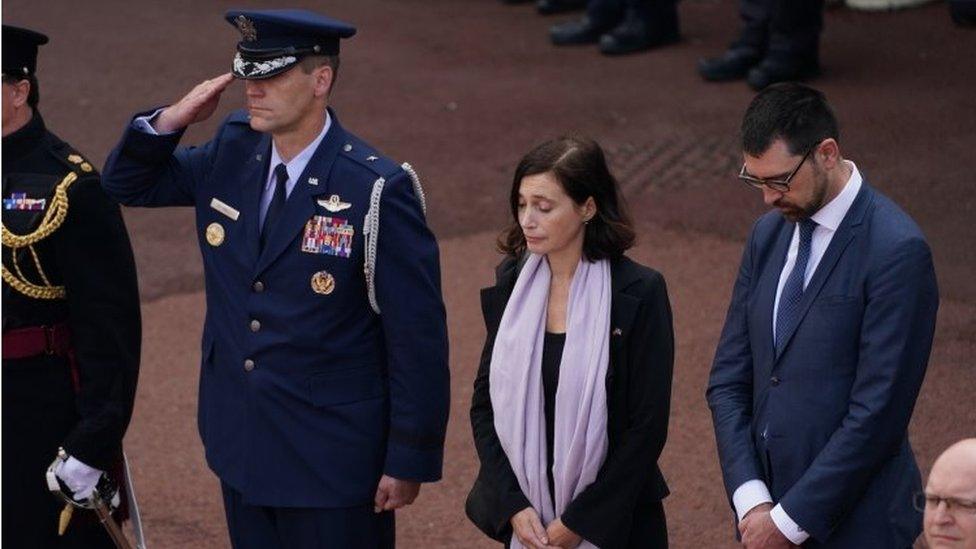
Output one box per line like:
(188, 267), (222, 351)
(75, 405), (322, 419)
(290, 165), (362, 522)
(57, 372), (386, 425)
(2, 24), (142, 548)
(101, 9), (450, 548)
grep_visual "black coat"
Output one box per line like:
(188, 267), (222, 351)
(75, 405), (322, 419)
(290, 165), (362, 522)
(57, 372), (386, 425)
(467, 254), (674, 548)
(2, 112), (141, 548)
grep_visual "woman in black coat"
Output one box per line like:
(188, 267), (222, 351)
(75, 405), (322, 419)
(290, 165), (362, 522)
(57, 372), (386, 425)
(466, 137), (674, 548)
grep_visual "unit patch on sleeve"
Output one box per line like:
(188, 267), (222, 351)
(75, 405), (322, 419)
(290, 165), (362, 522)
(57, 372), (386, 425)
(301, 216), (354, 258)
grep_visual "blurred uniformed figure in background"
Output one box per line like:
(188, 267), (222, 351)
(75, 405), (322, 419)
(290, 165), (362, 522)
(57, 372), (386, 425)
(101, 9), (450, 548)
(2, 24), (142, 548)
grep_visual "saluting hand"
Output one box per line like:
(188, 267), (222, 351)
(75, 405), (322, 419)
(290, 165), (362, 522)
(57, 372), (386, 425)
(155, 73), (235, 133)
(373, 474), (421, 513)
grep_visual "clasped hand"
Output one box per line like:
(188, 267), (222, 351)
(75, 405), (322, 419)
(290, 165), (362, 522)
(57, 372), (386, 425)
(510, 507), (582, 549)
(738, 503), (798, 549)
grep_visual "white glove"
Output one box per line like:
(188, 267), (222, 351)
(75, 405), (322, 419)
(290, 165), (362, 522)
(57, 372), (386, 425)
(55, 456), (104, 501)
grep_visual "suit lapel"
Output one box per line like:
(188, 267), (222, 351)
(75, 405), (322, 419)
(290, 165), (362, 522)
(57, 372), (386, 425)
(774, 184), (874, 362)
(241, 134), (271, 267)
(254, 116), (344, 275)
(608, 259), (642, 388)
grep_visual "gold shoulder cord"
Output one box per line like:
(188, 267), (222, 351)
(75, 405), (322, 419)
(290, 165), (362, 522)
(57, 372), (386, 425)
(1, 171), (78, 299)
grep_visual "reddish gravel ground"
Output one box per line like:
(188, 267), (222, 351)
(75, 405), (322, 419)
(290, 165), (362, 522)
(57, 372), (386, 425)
(4, 1), (975, 547)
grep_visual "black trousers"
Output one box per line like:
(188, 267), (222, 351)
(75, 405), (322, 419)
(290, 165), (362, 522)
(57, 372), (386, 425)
(221, 482), (396, 549)
(733, 0), (825, 62)
(1, 356), (115, 549)
(587, 0), (680, 33)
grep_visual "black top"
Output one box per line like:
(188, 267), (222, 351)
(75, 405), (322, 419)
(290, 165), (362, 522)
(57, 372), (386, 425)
(1, 112), (141, 469)
(468, 255), (674, 549)
(542, 331), (565, 506)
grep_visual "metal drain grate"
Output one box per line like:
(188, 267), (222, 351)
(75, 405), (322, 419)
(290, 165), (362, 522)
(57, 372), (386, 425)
(605, 134), (742, 193)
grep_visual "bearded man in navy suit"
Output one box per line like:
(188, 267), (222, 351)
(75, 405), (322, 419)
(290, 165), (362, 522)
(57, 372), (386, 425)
(707, 83), (939, 548)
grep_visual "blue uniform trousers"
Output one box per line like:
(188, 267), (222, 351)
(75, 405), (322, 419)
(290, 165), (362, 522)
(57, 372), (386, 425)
(221, 482), (395, 549)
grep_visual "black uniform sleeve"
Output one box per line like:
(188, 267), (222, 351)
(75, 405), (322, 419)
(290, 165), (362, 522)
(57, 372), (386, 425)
(560, 273), (675, 547)
(55, 175), (141, 470)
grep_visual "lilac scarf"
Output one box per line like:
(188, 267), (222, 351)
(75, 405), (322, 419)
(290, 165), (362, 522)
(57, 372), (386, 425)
(490, 253), (611, 549)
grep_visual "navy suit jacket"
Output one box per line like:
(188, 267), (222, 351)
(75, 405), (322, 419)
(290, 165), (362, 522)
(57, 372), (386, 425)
(102, 108), (450, 507)
(707, 182), (938, 547)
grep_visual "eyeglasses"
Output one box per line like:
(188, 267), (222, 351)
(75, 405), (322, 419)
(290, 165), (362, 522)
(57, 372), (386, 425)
(913, 492), (976, 514)
(738, 146), (814, 193)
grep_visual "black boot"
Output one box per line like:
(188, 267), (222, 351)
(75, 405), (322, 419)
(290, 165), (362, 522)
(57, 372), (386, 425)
(550, 16), (610, 45)
(598, 9), (680, 55)
(697, 47), (763, 81)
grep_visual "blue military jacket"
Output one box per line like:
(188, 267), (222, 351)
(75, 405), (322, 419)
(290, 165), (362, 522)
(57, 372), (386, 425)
(102, 108), (450, 507)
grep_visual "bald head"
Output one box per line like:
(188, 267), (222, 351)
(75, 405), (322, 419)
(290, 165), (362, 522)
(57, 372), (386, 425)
(925, 439), (976, 549)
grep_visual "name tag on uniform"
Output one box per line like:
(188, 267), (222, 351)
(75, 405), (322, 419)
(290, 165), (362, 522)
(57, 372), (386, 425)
(210, 198), (240, 221)
(301, 216), (354, 258)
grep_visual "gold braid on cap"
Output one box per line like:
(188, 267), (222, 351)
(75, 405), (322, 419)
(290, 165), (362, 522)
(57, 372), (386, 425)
(1, 171), (77, 299)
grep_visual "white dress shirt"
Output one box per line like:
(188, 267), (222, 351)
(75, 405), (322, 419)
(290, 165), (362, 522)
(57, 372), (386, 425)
(733, 160), (863, 544)
(132, 109), (333, 227)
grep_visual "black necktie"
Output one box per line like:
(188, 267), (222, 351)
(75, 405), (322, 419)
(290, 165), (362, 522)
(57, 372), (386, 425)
(261, 163), (288, 251)
(775, 218), (817, 351)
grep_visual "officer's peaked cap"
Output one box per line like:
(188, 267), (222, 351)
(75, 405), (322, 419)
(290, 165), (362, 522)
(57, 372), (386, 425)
(224, 9), (356, 80)
(2, 25), (49, 77)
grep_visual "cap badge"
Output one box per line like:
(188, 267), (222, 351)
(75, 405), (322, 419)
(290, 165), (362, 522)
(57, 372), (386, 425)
(310, 270), (336, 295)
(205, 222), (225, 246)
(235, 15), (258, 42)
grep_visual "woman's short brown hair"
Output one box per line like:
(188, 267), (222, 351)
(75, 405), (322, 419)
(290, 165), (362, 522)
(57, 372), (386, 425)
(498, 136), (635, 261)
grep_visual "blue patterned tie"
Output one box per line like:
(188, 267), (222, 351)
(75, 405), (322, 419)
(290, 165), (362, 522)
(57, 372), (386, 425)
(775, 218), (817, 351)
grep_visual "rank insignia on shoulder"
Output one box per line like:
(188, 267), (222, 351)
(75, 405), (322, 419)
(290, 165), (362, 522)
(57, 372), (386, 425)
(317, 194), (351, 213)
(310, 270), (335, 295)
(67, 154), (93, 173)
(3, 192), (46, 211)
(301, 215), (354, 258)
(205, 222), (225, 246)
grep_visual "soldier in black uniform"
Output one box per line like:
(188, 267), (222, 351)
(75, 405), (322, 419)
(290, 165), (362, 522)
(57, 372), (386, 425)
(2, 24), (141, 548)
(549, 0), (681, 55)
(697, 0), (825, 90)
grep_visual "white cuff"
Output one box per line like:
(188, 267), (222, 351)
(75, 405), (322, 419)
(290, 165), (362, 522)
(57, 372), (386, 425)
(56, 456), (104, 501)
(770, 503), (810, 545)
(132, 107), (173, 135)
(732, 479), (773, 522)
